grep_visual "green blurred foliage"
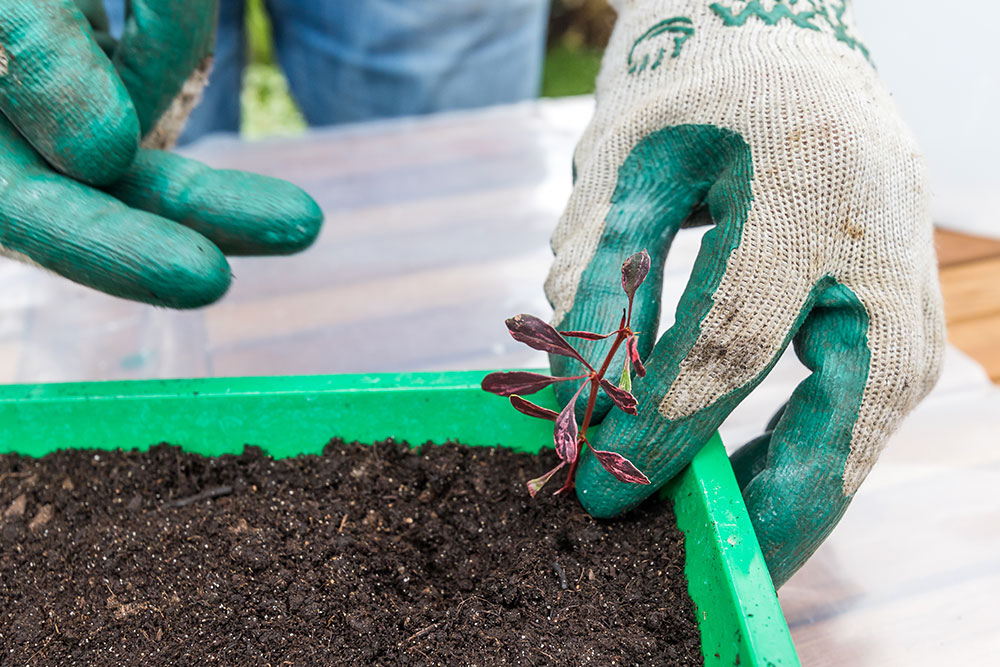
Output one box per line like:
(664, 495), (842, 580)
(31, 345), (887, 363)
(241, 63), (306, 140)
(543, 0), (614, 97)
(246, 0), (275, 65)
(241, 0), (305, 138)
(541, 42), (603, 97)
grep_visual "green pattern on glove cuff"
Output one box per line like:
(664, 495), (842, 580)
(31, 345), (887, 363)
(709, 0), (870, 59)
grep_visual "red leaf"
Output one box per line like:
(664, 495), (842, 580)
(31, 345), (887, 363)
(482, 371), (563, 397)
(621, 250), (651, 301)
(599, 378), (638, 416)
(560, 330), (615, 341)
(527, 462), (565, 498)
(506, 315), (587, 365)
(553, 384), (584, 463)
(627, 337), (647, 377)
(509, 395), (559, 421)
(593, 450), (651, 485)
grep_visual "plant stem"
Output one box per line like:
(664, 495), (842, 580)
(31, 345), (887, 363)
(562, 329), (630, 491)
(582, 330), (628, 439)
(596, 330), (630, 384)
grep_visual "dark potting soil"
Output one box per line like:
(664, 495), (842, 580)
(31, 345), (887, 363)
(1, 440), (702, 666)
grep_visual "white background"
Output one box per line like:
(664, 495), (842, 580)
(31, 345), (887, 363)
(854, 1), (1000, 237)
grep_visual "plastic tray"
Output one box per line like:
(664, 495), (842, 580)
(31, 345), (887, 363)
(0, 370), (799, 665)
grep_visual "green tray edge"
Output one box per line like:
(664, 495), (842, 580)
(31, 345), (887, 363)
(672, 433), (799, 665)
(0, 370), (799, 665)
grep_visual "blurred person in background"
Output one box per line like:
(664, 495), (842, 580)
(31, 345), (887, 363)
(101, 0), (551, 143)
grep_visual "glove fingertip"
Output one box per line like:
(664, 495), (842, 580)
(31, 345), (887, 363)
(140, 241), (232, 309)
(252, 181), (324, 255)
(191, 172), (324, 256)
(110, 150), (324, 256)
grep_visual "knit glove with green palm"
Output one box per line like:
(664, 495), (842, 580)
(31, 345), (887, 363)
(0, 1), (321, 308)
(547, 0), (944, 587)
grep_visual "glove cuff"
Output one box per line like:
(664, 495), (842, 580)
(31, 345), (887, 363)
(607, 1), (868, 64)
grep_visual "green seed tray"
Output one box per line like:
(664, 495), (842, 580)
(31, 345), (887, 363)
(0, 370), (799, 665)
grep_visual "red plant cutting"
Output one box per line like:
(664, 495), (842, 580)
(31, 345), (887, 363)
(482, 250), (653, 497)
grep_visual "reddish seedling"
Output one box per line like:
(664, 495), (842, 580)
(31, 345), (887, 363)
(482, 250), (653, 497)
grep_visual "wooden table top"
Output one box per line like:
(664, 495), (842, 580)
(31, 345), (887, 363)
(1, 98), (998, 663)
(937, 229), (1000, 382)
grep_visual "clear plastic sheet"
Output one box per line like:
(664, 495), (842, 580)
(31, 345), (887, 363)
(2, 98), (999, 662)
(0, 100), (595, 382)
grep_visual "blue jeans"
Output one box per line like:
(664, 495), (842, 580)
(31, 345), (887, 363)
(103, 0), (549, 143)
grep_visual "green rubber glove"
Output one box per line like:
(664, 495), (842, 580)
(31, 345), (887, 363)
(0, 0), (322, 308)
(546, 0), (945, 588)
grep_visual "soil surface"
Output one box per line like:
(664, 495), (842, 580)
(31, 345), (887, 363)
(1, 440), (701, 666)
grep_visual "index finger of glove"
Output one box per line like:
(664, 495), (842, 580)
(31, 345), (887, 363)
(0, 116), (230, 308)
(0, 0), (139, 185)
(104, 149), (324, 256)
(574, 129), (808, 518)
(546, 125), (749, 421)
(113, 0), (219, 135)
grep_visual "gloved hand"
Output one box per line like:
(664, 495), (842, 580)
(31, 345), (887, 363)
(0, 1), (322, 308)
(546, 0), (945, 587)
